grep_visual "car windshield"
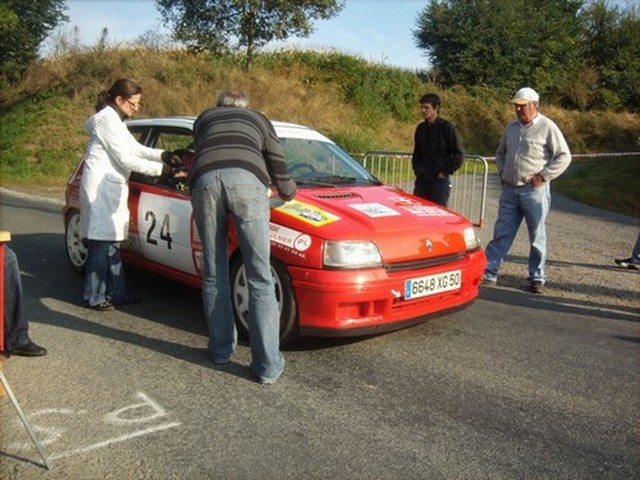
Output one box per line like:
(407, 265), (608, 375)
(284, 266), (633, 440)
(280, 138), (381, 187)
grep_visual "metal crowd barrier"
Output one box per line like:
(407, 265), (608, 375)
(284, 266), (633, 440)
(358, 151), (489, 228)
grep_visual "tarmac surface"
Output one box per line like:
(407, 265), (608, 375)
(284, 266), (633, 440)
(0, 179), (638, 479)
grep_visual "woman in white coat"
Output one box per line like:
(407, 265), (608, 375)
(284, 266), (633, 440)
(80, 78), (178, 311)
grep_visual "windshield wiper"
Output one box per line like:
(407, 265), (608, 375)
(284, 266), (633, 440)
(311, 175), (358, 184)
(296, 175), (381, 187)
(295, 179), (338, 187)
(358, 178), (384, 186)
(295, 175), (357, 187)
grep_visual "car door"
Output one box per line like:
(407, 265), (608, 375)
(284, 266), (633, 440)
(127, 125), (200, 278)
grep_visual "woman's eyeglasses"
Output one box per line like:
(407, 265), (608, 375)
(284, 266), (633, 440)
(126, 99), (142, 110)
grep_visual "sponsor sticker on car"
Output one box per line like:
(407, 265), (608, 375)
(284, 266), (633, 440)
(275, 200), (340, 226)
(270, 223), (312, 252)
(349, 203), (401, 217)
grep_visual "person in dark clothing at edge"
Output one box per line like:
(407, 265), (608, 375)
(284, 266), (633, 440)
(411, 93), (464, 207)
(189, 90), (296, 385)
(3, 246), (47, 356)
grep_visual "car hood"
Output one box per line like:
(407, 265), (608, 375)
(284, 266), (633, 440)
(271, 185), (470, 263)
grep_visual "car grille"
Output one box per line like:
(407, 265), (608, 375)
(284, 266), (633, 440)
(384, 252), (466, 273)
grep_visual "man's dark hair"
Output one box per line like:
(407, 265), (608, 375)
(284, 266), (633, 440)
(419, 93), (441, 111)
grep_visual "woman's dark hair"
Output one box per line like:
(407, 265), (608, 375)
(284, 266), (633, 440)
(95, 78), (143, 112)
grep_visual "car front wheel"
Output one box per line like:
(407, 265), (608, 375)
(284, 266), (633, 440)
(65, 209), (87, 274)
(230, 255), (300, 346)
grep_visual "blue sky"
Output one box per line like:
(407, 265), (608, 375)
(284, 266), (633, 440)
(52, 0), (632, 71)
(53, 0), (429, 70)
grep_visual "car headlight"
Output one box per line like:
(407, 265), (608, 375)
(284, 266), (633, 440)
(463, 227), (481, 251)
(323, 240), (383, 268)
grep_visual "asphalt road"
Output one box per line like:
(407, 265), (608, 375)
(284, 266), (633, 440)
(0, 188), (638, 480)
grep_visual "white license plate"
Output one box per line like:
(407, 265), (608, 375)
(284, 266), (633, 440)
(404, 270), (462, 300)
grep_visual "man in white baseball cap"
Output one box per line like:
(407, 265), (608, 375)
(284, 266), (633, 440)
(481, 87), (571, 294)
(511, 87), (539, 104)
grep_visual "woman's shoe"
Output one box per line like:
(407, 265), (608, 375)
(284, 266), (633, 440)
(90, 301), (115, 311)
(116, 295), (141, 305)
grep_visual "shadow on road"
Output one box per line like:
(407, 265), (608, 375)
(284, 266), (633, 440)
(9, 232), (374, 383)
(479, 282), (639, 323)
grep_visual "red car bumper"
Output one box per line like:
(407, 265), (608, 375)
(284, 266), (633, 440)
(291, 248), (486, 336)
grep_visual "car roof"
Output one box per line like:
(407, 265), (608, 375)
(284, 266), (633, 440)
(126, 116), (334, 143)
(126, 116), (195, 129)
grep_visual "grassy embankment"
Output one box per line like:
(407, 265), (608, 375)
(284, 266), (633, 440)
(0, 47), (638, 217)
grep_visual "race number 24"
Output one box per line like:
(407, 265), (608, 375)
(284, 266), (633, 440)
(145, 211), (173, 250)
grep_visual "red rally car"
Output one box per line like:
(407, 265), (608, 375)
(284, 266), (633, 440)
(64, 117), (486, 344)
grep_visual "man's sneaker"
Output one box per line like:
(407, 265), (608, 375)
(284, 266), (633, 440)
(259, 375), (280, 385)
(614, 257), (639, 270)
(90, 301), (115, 311)
(8, 341), (47, 357)
(480, 274), (497, 286)
(529, 281), (544, 294)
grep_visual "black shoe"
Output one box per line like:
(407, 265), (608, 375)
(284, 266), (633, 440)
(614, 258), (639, 270)
(8, 342), (47, 357)
(90, 301), (115, 311)
(529, 281), (544, 294)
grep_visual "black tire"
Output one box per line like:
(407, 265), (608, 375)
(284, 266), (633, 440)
(230, 255), (300, 346)
(65, 209), (87, 274)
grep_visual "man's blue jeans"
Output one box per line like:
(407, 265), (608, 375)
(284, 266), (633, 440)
(84, 240), (127, 306)
(191, 168), (284, 383)
(484, 182), (550, 284)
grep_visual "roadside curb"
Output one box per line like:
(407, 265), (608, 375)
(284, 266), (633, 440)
(0, 187), (65, 207)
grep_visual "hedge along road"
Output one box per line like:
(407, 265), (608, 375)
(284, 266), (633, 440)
(0, 181), (638, 480)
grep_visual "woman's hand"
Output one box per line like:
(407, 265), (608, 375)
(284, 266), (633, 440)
(161, 151), (182, 167)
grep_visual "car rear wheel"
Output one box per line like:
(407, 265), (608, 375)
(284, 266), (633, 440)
(230, 255), (300, 346)
(65, 209), (87, 274)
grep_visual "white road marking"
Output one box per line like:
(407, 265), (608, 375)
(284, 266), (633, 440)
(49, 422), (181, 460)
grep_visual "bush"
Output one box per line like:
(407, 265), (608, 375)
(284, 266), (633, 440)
(1, 47), (639, 196)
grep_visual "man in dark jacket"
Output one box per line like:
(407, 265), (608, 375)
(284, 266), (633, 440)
(411, 93), (464, 207)
(190, 90), (296, 384)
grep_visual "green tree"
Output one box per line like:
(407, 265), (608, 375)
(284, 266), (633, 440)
(0, 0), (67, 83)
(581, 0), (640, 111)
(156, 0), (344, 68)
(413, 0), (584, 98)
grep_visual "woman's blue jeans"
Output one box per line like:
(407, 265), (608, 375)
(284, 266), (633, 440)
(191, 168), (284, 383)
(84, 240), (127, 306)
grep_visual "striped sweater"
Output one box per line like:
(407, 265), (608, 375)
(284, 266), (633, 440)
(189, 106), (296, 200)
